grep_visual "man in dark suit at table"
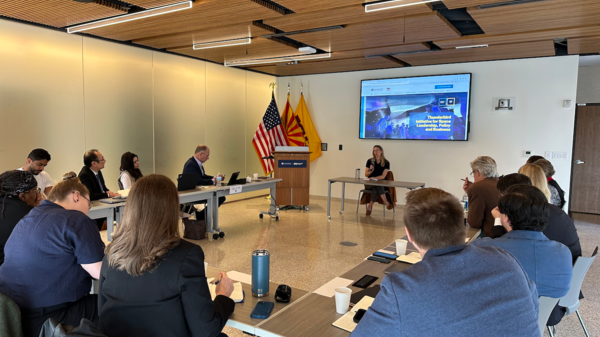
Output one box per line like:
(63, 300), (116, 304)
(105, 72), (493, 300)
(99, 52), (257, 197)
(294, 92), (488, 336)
(79, 149), (119, 230)
(182, 145), (225, 220)
(351, 188), (540, 337)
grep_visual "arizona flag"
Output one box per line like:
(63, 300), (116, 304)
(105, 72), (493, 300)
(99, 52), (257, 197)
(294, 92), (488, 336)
(252, 94), (290, 175)
(281, 94), (307, 146)
(296, 93), (321, 162)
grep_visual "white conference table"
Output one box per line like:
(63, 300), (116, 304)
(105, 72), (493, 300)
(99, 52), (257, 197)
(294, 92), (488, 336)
(327, 177), (425, 219)
(92, 178), (282, 241)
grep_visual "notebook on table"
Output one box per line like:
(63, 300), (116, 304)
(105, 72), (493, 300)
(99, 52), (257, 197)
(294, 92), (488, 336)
(207, 278), (244, 303)
(332, 296), (375, 332)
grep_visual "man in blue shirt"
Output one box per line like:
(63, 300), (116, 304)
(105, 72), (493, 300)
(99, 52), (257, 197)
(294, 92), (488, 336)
(472, 184), (572, 298)
(352, 188), (539, 337)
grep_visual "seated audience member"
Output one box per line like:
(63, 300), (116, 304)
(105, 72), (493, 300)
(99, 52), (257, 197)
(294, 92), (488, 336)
(462, 156), (504, 238)
(496, 174), (581, 326)
(98, 174), (234, 337)
(182, 145), (225, 220)
(518, 163), (552, 202)
(526, 155), (545, 164)
(118, 152), (143, 190)
(533, 158), (565, 208)
(0, 172), (104, 337)
(17, 148), (53, 195)
(351, 188), (539, 337)
(472, 185), (572, 298)
(79, 149), (119, 230)
(364, 145), (393, 216)
(0, 171), (39, 266)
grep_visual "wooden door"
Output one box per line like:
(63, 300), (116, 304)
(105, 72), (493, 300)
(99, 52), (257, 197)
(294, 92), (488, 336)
(570, 105), (600, 214)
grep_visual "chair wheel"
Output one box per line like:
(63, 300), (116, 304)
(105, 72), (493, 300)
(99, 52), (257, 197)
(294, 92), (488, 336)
(259, 214), (263, 219)
(212, 233), (219, 240)
(219, 232), (225, 238)
(276, 216), (279, 221)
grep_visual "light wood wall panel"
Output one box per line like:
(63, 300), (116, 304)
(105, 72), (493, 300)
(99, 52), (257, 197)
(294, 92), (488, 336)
(134, 23), (272, 50)
(568, 36), (600, 55)
(82, 37), (154, 191)
(153, 52), (206, 182)
(468, 0), (600, 35)
(0, 0), (124, 28)
(435, 25), (600, 49)
(250, 57), (401, 76)
(0, 19), (85, 179)
(263, 4), (431, 32)
(88, 0), (283, 41)
(395, 40), (555, 66)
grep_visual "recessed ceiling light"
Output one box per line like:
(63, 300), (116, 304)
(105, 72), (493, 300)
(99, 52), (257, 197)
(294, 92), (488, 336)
(67, 1), (192, 34)
(455, 44), (489, 50)
(193, 38), (251, 50)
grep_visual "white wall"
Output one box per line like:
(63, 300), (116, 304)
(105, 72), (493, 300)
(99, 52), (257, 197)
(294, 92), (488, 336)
(577, 58), (600, 103)
(277, 56), (579, 204)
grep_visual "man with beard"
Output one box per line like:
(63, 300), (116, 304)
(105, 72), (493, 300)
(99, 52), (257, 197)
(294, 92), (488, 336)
(17, 148), (53, 196)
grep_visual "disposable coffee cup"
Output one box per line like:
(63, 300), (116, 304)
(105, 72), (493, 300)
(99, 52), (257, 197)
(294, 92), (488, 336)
(253, 173), (258, 180)
(334, 287), (352, 314)
(204, 262), (208, 275)
(395, 239), (408, 256)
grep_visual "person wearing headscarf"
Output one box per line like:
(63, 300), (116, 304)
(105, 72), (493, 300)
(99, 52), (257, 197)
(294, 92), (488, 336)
(0, 170), (39, 266)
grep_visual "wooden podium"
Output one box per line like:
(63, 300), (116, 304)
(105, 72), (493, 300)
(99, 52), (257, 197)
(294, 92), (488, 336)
(273, 151), (311, 207)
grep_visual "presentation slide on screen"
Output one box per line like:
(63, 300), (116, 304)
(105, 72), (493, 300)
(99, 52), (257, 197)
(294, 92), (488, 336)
(359, 74), (471, 141)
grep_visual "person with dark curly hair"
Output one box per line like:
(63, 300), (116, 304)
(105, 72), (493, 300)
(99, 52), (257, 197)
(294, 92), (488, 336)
(0, 170), (39, 266)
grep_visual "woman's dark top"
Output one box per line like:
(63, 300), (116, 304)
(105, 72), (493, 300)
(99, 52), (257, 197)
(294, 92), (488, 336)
(0, 196), (32, 266)
(548, 179), (566, 209)
(0, 200), (105, 308)
(98, 240), (235, 337)
(366, 159), (390, 179)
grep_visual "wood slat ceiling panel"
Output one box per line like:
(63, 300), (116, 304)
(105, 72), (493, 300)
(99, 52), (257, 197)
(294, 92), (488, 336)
(263, 4), (431, 32)
(468, 0), (600, 35)
(323, 43), (431, 61)
(395, 40), (555, 66)
(168, 37), (298, 64)
(435, 25), (600, 49)
(291, 13), (459, 53)
(568, 36), (600, 55)
(0, 0), (124, 28)
(248, 57), (401, 76)
(441, 0), (501, 10)
(125, 0), (185, 9)
(133, 23), (272, 49)
(271, 0), (364, 13)
(86, 0), (283, 41)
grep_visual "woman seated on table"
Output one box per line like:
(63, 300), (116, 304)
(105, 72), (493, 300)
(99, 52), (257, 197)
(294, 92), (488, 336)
(364, 145), (393, 216)
(518, 163), (553, 202)
(118, 151), (143, 190)
(0, 172), (104, 337)
(0, 170), (40, 266)
(98, 174), (234, 337)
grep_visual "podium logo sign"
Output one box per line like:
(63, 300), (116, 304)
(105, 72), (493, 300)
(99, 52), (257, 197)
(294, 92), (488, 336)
(278, 160), (307, 168)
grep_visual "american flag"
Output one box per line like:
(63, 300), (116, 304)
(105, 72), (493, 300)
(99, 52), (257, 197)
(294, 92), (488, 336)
(252, 94), (290, 174)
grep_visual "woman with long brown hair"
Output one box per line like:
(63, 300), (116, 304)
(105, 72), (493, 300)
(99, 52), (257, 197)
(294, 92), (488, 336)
(118, 151), (143, 190)
(0, 172), (104, 337)
(364, 145), (393, 216)
(98, 174), (234, 337)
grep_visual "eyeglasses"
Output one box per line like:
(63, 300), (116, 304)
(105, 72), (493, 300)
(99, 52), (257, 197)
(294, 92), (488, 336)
(74, 192), (93, 210)
(30, 187), (41, 195)
(94, 158), (106, 163)
(469, 171), (476, 176)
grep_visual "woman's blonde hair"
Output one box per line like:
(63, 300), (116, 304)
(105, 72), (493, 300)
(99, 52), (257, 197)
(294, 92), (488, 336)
(372, 145), (387, 167)
(47, 172), (89, 202)
(518, 164), (551, 202)
(105, 174), (181, 276)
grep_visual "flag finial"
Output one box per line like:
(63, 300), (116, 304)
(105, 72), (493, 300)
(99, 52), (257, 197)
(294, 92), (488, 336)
(287, 83), (290, 94)
(301, 82), (303, 94)
(269, 82), (277, 93)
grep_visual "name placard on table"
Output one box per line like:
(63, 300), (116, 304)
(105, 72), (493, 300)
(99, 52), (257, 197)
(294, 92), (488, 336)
(229, 185), (242, 194)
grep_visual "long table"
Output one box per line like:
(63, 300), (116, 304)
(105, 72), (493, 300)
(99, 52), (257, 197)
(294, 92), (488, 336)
(327, 177), (425, 219)
(255, 226), (481, 337)
(93, 178), (281, 241)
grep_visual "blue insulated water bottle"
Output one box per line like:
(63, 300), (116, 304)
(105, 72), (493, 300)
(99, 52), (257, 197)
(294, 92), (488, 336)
(252, 249), (270, 297)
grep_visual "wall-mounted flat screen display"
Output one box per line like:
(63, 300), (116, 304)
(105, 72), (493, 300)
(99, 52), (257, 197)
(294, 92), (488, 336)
(359, 73), (471, 141)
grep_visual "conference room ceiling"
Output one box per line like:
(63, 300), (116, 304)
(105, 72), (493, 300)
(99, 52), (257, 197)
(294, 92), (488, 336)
(0, 0), (598, 76)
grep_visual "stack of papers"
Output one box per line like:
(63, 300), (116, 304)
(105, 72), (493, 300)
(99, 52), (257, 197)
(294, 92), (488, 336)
(362, 178), (377, 181)
(313, 277), (354, 297)
(207, 278), (244, 303)
(396, 252), (422, 264)
(332, 296), (375, 332)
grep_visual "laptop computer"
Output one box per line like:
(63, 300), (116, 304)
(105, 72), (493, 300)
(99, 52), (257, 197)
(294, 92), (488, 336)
(177, 173), (197, 191)
(221, 172), (240, 186)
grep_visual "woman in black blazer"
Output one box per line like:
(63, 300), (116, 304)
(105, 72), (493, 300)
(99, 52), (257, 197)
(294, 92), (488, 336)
(98, 174), (235, 337)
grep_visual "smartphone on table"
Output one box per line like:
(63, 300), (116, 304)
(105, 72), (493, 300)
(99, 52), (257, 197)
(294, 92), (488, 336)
(250, 301), (275, 319)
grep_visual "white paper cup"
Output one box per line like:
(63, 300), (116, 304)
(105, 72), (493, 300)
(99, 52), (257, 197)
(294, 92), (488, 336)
(334, 287), (352, 314)
(253, 173), (258, 180)
(204, 262), (208, 275)
(395, 239), (408, 256)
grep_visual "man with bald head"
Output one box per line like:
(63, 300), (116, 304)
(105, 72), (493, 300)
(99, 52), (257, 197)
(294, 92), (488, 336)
(182, 145), (226, 220)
